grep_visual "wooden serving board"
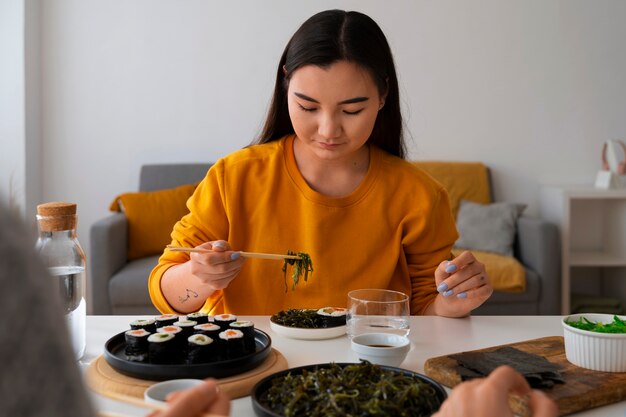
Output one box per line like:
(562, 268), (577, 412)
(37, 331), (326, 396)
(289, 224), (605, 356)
(86, 348), (287, 403)
(424, 336), (626, 416)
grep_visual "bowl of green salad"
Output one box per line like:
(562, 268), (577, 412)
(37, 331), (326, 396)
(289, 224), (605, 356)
(562, 313), (626, 372)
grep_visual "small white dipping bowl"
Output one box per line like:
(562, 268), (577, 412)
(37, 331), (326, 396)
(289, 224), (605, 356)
(144, 379), (204, 405)
(350, 333), (410, 367)
(562, 313), (626, 372)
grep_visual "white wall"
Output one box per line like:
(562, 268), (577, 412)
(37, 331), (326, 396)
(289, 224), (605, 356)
(0, 0), (26, 215)
(22, 0), (626, 257)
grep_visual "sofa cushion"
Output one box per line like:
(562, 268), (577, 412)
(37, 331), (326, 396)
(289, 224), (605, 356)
(109, 256), (160, 309)
(110, 183), (197, 260)
(413, 161), (491, 217)
(453, 249), (526, 293)
(454, 200), (526, 256)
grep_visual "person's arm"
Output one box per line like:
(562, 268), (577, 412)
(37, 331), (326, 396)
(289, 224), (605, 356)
(160, 241), (245, 313)
(148, 379), (230, 417)
(433, 366), (558, 417)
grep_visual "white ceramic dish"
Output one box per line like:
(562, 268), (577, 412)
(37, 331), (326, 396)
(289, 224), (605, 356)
(562, 313), (626, 372)
(350, 333), (411, 367)
(144, 379), (204, 405)
(269, 321), (346, 340)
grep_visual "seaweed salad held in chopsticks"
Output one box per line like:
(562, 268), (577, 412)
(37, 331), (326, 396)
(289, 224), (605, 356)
(258, 362), (443, 417)
(282, 251), (313, 291)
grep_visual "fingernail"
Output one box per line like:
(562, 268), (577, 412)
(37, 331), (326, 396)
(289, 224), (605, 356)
(443, 289), (454, 297)
(457, 292), (467, 299)
(445, 263), (457, 273)
(437, 283), (448, 292)
(213, 241), (226, 249)
(230, 252), (241, 260)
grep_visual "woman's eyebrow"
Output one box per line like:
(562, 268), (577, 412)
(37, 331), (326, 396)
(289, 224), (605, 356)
(293, 92), (369, 105)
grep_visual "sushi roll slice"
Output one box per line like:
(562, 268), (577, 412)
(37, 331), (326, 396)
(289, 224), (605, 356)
(193, 323), (221, 339)
(213, 314), (237, 331)
(156, 325), (183, 336)
(316, 307), (347, 328)
(124, 329), (151, 362)
(173, 319), (197, 341)
(157, 325), (184, 355)
(187, 334), (215, 364)
(219, 329), (245, 359)
(155, 314), (179, 328)
(229, 321), (256, 354)
(186, 312), (209, 325)
(130, 318), (156, 334)
(147, 333), (176, 364)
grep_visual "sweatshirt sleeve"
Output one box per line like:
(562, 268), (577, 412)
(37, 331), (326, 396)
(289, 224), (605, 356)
(404, 186), (458, 315)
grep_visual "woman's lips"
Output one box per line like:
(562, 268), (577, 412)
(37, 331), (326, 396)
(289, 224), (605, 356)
(318, 142), (342, 150)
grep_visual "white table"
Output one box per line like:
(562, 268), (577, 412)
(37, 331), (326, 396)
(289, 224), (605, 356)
(84, 315), (626, 417)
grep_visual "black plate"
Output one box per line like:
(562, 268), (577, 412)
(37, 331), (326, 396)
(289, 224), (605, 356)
(251, 362), (448, 417)
(104, 328), (271, 381)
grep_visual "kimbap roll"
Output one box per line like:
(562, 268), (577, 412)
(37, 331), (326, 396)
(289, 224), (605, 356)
(148, 333), (176, 364)
(219, 329), (245, 359)
(174, 319), (197, 341)
(124, 329), (150, 362)
(130, 318), (156, 334)
(213, 314), (237, 331)
(157, 325), (184, 354)
(229, 321), (256, 354)
(186, 312), (209, 325)
(194, 323), (221, 339)
(316, 307), (347, 328)
(187, 334), (215, 364)
(155, 314), (179, 328)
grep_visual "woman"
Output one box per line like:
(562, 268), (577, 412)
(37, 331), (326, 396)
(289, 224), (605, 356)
(149, 9), (493, 316)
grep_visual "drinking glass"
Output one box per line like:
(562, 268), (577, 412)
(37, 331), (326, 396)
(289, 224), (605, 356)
(346, 289), (410, 338)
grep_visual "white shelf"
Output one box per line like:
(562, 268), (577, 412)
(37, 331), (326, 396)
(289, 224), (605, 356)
(540, 186), (626, 314)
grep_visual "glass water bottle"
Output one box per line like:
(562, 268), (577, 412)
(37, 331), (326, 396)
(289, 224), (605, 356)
(36, 202), (87, 360)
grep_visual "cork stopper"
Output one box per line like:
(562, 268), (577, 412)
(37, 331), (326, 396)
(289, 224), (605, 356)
(36, 202), (77, 232)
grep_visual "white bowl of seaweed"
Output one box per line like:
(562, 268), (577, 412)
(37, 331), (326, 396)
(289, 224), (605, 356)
(562, 313), (626, 372)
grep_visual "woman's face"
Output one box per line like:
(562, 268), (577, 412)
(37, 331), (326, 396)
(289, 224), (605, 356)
(287, 60), (385, 162)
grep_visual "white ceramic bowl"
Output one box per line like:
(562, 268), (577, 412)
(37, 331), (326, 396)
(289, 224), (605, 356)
(562, 313), (626, 372)
(350, 333), (410, 367)
(144, 379), (204, 405)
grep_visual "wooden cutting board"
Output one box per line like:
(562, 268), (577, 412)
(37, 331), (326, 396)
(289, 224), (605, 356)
(424, 336), (626, 416)
(86, 348), (287, 404)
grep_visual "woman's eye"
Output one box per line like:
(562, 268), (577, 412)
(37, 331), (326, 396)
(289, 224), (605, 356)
(298, 104), (317, 112)
(343, 109), (364, 115)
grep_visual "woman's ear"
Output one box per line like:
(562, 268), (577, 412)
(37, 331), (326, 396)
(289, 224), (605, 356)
(379, 78), (389, 110)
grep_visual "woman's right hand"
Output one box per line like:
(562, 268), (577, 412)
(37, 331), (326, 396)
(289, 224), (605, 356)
(188, 240), (245, 291)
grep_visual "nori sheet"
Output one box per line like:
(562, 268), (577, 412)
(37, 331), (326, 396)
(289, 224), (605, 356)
(450, 346), (564, 389)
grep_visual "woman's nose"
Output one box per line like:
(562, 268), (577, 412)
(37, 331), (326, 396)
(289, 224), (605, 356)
(317, 112), (341, 139)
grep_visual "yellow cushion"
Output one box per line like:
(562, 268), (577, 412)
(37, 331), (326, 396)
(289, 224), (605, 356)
(413, 161), (491, 218)
(452, 248), (526, 293)
(110, 183), (197, 260)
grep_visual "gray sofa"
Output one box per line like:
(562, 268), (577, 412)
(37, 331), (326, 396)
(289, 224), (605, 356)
(90, 163), (211, 315)
(89, 163), (560, 315)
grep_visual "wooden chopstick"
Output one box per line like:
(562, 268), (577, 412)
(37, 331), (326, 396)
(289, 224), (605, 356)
(97, 390), (223, 417)
(166, 245), (300, 260)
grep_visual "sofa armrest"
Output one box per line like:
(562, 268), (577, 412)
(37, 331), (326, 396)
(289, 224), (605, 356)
(89, 212), (128, 314)
(515, 216), (561, 315)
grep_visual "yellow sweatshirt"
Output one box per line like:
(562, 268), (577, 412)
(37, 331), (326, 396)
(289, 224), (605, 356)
(149, 135), (458, 315)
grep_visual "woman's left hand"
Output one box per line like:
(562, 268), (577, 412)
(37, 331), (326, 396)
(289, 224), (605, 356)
(433, 250), (493, 317)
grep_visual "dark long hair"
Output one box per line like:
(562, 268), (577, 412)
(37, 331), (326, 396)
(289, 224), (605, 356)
(254, 9), (405, 159)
